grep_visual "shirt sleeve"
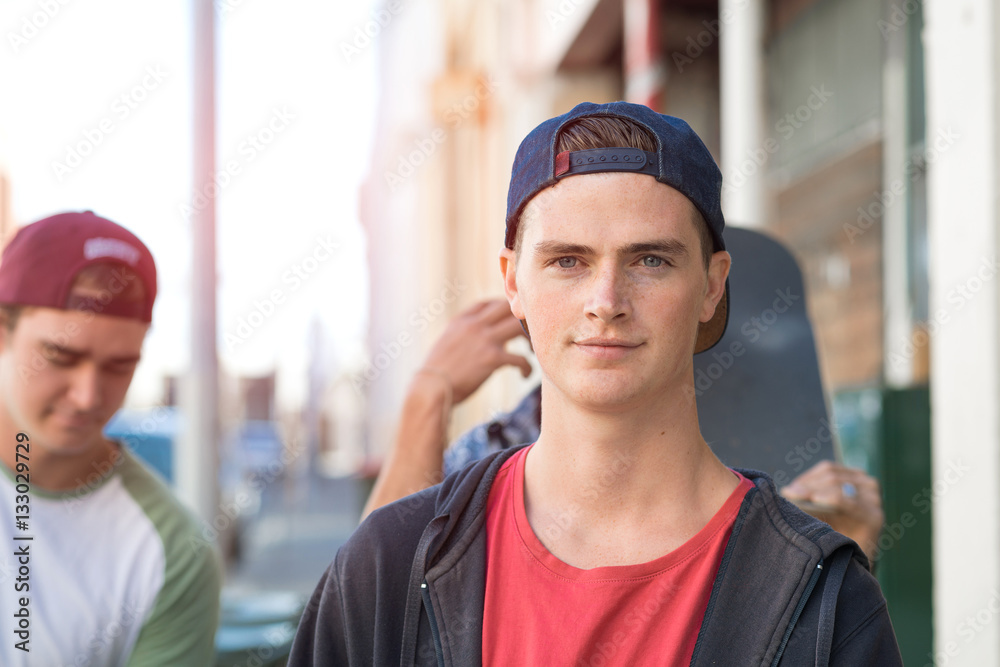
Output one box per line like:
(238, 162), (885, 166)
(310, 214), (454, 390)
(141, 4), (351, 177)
(117, 454), (223, 666)
(443, 385), (542, 476)
(126, 526), (222, 666)
(444, 423), (493, 476)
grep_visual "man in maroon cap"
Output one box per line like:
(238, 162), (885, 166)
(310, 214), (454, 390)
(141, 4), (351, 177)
(0, 211), (221, 665)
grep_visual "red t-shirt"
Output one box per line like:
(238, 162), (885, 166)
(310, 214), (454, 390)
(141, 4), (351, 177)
(482, 446), (752, 666)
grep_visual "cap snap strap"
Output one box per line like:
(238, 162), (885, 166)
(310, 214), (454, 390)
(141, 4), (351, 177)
(554, 148), (659, 178)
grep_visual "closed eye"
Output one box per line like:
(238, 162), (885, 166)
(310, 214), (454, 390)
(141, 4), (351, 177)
(104, 361), (139, 375)
(41, 343), (78, 367)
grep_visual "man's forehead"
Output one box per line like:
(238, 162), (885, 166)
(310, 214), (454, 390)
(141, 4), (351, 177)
(19, 306), (148, 339)
(521, 180), (701, 245)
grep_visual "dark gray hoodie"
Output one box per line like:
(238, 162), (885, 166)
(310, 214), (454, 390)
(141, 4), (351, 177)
(289, 446), (901, 666)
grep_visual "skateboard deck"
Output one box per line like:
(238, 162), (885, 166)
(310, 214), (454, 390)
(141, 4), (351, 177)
(694, 227), (837, 487)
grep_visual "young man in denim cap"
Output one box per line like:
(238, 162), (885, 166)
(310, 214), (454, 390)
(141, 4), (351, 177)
(291, 102), (901, 665)
(0, 211), (221, 666)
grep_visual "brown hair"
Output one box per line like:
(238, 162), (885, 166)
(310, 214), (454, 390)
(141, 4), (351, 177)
(514, 116), (714, 269)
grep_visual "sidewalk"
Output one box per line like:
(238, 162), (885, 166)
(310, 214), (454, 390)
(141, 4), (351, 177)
(225, 468), (362, 596)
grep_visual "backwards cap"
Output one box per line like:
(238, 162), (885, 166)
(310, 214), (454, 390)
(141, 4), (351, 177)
(0, 210), (157, 323)
(504, 101), (729, 353)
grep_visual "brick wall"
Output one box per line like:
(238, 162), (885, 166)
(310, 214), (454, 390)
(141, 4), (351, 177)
(772, 140), (883, 391)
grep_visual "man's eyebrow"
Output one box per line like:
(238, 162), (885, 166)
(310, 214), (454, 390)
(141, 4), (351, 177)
(532, 239), (689, 258)
(40, 341), (83, 356)
(532, 241), (596, 256)
(105, 354), (142, 365)
(618, 240), (689, 258)
(40, 341), (140, 365)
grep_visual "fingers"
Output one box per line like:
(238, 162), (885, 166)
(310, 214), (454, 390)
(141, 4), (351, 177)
(422, 297), (531, 403)
(784, 461), (878, 499)
(498, 351), (533, 378)
(459, 299), (499, 318)
(461, 298), (512, 324)
(491, 311), (527, 341)
(782, 461), (885, 537)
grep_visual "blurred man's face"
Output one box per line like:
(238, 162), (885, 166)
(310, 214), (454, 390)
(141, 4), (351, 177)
(500, 173), (729, 411)
(0, 307), (147, 456)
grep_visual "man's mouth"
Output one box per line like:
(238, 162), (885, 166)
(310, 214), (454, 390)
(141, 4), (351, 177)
(54, 413), (98, 429)
(574, 338), (642, 360)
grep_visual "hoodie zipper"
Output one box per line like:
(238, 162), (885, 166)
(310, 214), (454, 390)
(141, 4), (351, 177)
(421, 581), (445, 667)
(770, 560), (824, 667)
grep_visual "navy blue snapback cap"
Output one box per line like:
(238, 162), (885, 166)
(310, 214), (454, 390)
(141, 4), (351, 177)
(503, 101), (729, 353)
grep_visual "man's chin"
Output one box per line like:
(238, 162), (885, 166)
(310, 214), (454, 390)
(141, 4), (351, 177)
(566, 376), (643, 410)
(35, 427), (105, 457)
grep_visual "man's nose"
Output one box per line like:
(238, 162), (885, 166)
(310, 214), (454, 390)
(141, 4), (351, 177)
(585, 264), (631, 324)
(66, 365), (102, 412)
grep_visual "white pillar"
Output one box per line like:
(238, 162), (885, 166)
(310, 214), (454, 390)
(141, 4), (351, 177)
(881, 1), (913, 387)
(925, 1), (1000, 664)
(179, 0), (220, 527)
(719, 0), (766, 228)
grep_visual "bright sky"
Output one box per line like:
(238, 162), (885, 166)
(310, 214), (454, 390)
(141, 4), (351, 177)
(0, 0), (376, 411)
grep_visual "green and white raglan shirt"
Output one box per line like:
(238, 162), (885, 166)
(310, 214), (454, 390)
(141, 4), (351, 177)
(0, 446), (222, 666)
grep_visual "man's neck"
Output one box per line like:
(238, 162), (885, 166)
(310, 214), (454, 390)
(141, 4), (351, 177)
(523, 379), (739, 569)
(0, 414), (120, 493)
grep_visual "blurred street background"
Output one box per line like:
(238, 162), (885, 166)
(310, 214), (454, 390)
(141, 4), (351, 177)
(2, 0), (999, 665)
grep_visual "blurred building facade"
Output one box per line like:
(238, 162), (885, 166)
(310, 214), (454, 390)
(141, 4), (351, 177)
(359, 0), (910, 445)
(358, 0), (999, 663)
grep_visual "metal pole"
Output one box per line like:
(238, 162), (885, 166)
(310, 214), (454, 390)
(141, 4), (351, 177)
(719, 0), (766, 227)
(178, 0), (220, 527)
(624, 0), (663, 111)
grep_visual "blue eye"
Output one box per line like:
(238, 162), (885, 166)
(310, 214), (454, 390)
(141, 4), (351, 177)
(557, 257), (577, 269)
(642, 256), (665, 268)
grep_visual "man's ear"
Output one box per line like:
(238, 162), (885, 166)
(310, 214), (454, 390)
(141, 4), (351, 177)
(499, 247), (525, 320)
(0, 314), (12, 354)
(700, 250), (731, 323)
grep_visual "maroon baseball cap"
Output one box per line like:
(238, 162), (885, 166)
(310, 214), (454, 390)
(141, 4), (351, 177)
(0, 211), (157, 322)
